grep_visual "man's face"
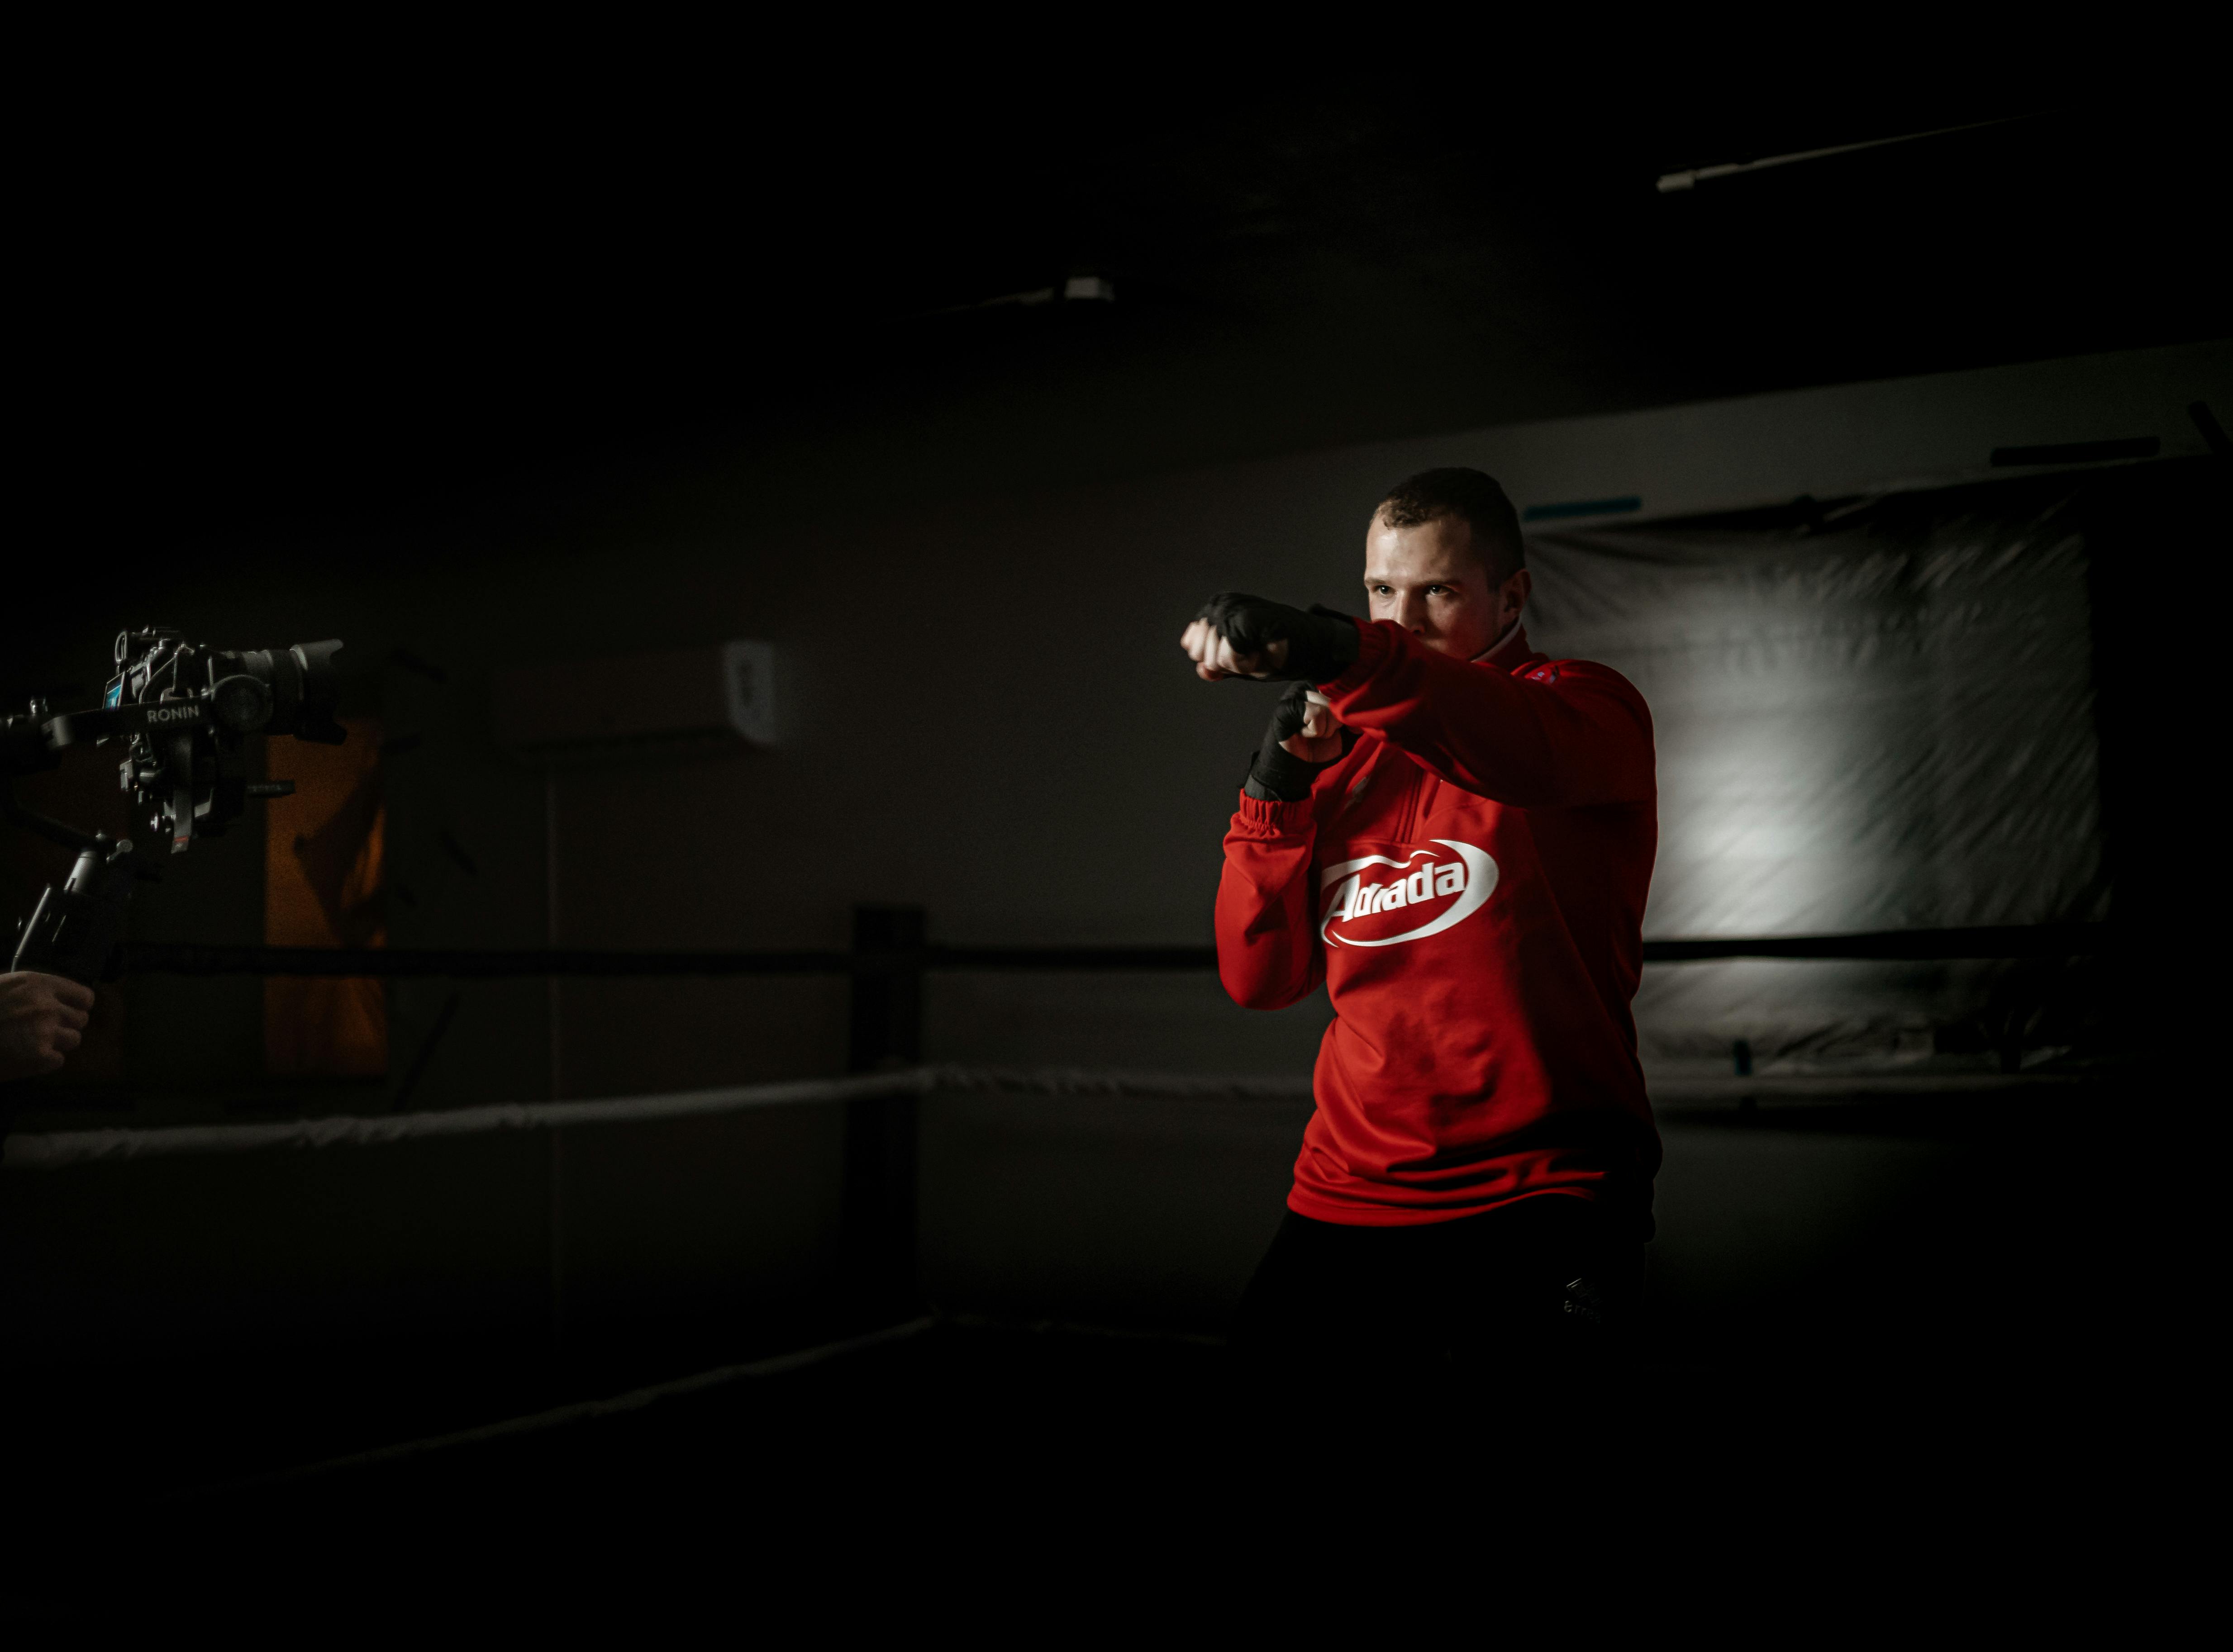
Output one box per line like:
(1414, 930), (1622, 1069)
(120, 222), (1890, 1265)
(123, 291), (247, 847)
(1363, 512), (1528, 659)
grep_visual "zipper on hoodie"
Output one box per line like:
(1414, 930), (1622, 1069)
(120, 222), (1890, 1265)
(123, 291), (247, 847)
(1333, 736), (1386, 822)
(1396, 762), (1425, 842)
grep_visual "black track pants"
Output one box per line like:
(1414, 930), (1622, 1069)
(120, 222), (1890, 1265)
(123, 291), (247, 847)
(1231, 1193), (1645, 1395)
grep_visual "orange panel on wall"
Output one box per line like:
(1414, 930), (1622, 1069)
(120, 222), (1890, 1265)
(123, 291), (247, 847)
(264, 718), (386, 1077)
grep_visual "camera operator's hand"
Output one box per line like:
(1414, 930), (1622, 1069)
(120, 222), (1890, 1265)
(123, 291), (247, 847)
(1180, 594), (1360, 684)
(1246, 683), (1350, 802)
(0, 972), (94, 1082)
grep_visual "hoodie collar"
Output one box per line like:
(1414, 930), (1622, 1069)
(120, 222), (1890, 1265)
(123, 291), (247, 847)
(1471, 619), (1528, 668)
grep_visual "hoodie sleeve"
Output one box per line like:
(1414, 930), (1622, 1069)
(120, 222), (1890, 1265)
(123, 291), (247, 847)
(1316, 620), (1654, 808)
(1214, 792), (1326, 1011)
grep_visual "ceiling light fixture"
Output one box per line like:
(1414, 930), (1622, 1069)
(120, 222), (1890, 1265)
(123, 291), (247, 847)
(921, 275), (1116, 318)
(1655, 115), (2027, 194)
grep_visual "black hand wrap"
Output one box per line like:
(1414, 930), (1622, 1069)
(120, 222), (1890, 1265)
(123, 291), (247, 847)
(1194, 593), (1360, 684)
(1245, 682), (1342, 802)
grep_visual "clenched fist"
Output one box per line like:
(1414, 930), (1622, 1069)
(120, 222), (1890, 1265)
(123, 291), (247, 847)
(0, 971), (95, 1082)
(1180, 593), (1360, 684)
(1245, 682), (1351, 802)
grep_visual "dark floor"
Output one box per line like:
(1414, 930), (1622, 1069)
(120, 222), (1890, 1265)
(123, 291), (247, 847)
(7, 1300), (2168, 1630)
(4, 1078), (2200, 1624)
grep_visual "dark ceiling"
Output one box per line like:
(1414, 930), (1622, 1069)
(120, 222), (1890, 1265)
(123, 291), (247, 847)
(22, 81), (2226, 557)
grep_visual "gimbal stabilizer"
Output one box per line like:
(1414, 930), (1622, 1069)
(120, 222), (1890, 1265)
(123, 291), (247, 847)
(3, 629), (346, 986)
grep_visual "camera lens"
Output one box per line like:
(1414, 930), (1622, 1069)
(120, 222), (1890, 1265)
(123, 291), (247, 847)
(287, 641), (347, 744)
(234, 641), (346, 743)
(210, 674), (274, 734)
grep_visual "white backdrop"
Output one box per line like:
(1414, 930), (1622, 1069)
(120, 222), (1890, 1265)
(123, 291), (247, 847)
(1529, 475), (2104, 1072)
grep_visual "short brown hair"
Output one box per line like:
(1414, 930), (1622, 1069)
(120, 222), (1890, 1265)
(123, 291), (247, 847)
(1375, 468), (1525, 582)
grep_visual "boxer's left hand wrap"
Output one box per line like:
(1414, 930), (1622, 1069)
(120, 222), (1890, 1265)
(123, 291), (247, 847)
(1245, 682), (1343, 802)
(1193, 594), (1361, 684)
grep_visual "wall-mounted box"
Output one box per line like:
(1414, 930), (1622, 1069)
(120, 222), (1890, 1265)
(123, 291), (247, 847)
(493, 641), (775, 763)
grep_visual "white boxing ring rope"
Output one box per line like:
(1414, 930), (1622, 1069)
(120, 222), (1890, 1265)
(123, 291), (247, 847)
(10, 1064), (1306, 1492)
(2, 1064), (1318, 1172)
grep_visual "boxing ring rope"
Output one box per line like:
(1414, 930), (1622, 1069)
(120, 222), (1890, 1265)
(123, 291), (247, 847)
(7, 914), (2109, 1362)
(2, 1065), (1319, 1171)
(188, 1313), (943, 1498)
(114, 922), (2114, 977)
(7, 916), (2110, 1170)
(3, 1059), (2087, 1173)
(4, 930), (2107, 1493)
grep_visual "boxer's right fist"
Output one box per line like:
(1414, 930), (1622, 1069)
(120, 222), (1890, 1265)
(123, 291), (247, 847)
(0, 971), (95, 1082)
(1181, 594), (1360, 684)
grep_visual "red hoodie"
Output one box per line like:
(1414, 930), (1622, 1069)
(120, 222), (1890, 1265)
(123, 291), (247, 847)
(1215, 618), (1660, 1227)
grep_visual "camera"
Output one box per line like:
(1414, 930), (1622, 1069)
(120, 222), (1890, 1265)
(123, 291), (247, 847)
(72, 628), (347, 852)
(4, 628), (346, 984)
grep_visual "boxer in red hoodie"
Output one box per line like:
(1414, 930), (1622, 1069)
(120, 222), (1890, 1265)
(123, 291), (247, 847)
(1181, 467), (1658, 1384)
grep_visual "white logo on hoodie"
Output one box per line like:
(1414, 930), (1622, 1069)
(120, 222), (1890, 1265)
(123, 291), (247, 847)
(1318, 840), (1498, 948)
